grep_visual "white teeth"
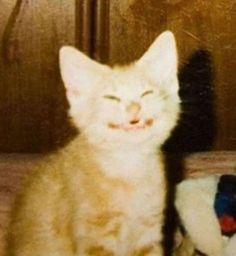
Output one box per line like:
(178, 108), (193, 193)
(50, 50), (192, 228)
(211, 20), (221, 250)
(108, 119), (154, 131)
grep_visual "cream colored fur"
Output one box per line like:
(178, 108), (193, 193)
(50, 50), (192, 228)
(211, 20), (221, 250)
(175, 175), (236, 256)
(7, 31), (180, 256)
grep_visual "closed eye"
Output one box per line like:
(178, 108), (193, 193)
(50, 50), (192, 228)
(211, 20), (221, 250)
(103, 95), (121, 102)
(141, 90), (154, 98)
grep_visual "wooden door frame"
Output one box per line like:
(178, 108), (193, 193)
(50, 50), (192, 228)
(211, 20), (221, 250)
(75, 0), (110, 63)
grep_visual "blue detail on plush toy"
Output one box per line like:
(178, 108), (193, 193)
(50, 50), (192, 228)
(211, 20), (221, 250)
(214, 174), (236, 237)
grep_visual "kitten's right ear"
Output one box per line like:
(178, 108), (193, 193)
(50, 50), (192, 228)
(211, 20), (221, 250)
(59, 46), (109, 95)
(137, 31), (178, 94)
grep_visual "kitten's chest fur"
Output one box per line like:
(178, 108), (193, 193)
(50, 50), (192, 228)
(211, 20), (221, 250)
(63, 138), (166, 253)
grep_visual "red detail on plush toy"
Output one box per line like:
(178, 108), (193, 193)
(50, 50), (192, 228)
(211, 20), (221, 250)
(219, 215), (236, 234)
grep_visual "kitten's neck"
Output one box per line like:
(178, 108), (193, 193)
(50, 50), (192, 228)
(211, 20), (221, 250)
(78, 135), (163, 180)
(96, 147), (162, 180)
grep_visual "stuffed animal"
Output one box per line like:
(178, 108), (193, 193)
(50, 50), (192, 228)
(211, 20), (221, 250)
(175, 174), (236, 256)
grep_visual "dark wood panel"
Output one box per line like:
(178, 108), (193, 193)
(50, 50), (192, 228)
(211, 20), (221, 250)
(76, 0), (94, 55)
(166, 0), (236, 151)
(0, 0), (76, 152)
(94, 0), (110, 63)
(109, 0), (167, 64)
(106, 0), (236, 151)
(76, 0), (110, 63)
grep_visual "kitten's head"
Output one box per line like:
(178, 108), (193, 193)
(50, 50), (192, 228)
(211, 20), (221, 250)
(60, 31), (180, 148)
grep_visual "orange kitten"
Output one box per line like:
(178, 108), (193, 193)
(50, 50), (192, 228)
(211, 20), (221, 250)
(7, 31), (180, 256)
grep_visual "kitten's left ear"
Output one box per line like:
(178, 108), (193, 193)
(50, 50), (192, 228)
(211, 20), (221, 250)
(59, 46), (110, 127)
(137, 31), (178, 93)
(59, 46), (110, 96)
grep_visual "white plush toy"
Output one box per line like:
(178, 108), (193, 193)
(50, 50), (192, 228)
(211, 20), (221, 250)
(175, 174), (236, 256)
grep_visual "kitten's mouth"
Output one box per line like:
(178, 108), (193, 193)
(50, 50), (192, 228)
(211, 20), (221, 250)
(108, 118), (154, 131)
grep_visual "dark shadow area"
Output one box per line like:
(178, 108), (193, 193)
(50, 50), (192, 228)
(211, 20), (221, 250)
(43, 66), (79, 153)
(165, 49), (216, 152)
(163, 153), (185, 256)
(163, 49), (216, 255)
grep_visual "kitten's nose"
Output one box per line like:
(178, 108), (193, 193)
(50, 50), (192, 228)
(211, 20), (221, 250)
(126, 102), (141, 116)
(127, 102), (141, 125)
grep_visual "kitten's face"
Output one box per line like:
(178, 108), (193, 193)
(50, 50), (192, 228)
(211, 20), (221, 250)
(60, 31), (180, 147)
